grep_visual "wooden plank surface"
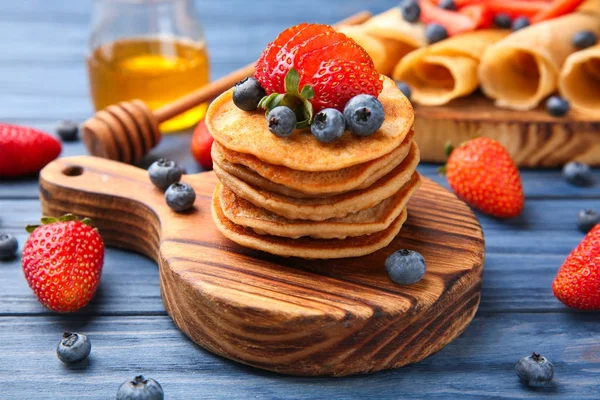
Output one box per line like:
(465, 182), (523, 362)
(0, 0), (599, 398)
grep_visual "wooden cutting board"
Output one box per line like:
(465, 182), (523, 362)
(414, 94), (600, 167)
(39, 156), (485, 376)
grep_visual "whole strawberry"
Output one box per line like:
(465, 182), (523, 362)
(22, 214), (104, 312)
(444, 137), (524, 218)
(0, 123), (61, 177)
(553, 224), (600, 310)
(191, 119), (213, 170)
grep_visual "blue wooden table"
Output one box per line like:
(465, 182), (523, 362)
(1, 1), (599, 399)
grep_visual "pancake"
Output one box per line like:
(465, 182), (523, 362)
(206, 77), (414, 172)
(478, 12), (600, 110)
(211, 131), (414, 198)
(336, 25), (393, 75)
(213, 142), (420, 221)
(218, 173), (421, 239)
(393, 30), (508, 106)
(212, 187), (409, 259)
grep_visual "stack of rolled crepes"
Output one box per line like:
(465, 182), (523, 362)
(337, 0), (600, 114)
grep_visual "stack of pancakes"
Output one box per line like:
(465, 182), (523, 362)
(207, 77), (421, 259)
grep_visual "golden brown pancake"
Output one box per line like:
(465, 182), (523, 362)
(211, 131), (414, 198)
(206, 77), (414, 172)
(218, 173), (421, 239)
(213, 142), (420, 221)
(212, 187), (409, 259)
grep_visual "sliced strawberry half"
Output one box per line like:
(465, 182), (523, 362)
(255, 23), (309, 94)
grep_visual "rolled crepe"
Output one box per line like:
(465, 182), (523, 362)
(559, 44), (600, 115)
(392, 30), (508, 105)
(479, 13), (600, 110)
(359, 8), (427, 75)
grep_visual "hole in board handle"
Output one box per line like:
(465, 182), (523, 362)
(62, 165), (83, 177)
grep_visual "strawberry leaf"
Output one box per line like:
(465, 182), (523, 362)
(258, 68), (314, 130)
(25, 225), (40, 233)
(300, 85), (314, 100)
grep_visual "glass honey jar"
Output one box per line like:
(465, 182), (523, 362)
(87, 0), (210, 133)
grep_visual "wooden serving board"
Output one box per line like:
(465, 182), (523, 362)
(39, 156), (484, 376)
(414, 94), (600, 167)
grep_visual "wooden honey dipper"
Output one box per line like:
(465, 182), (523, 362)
(81, 11), (372, 164)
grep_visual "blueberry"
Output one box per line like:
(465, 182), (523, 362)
(311, 108), (345, 143)
(56, 120), (79, 142)
(395, 81), (412, 101)
(56, 332), (91, 364)
(385, 249), (426, 285)
(343, 94), (385, 137)
(117, 375), (164, 400)
(399, 0), (420, 23)
(512, 17), (530, 31)
(165, 182), (196, 212)
(148, 158), (184, 191)
(425, 23), (448, 44)
(516, 353), (554, 388)
(573, 30), (598, 50)
(563, 161), (594, 187)
(439, 0), (455, 10)
(233, 77), (266, 111)
(267, 106), (296, 137)
(577, 209), (600, 233)
(494, 13), (512, 29)
(546, 96), (570, 117)
(0, 233), (18, 260)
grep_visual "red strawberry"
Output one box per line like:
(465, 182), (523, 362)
(0, 123), (61, 177)
(255, 23), (309, 94)
(191, 119), (214, 170)
(22, 215), (104, 313)
(553, 224), (600, 310)
(254, 23), (382, 114)
(444, 137), (524, 218)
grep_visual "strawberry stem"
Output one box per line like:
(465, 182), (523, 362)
(25, 214), (93, 233)
(257, 68), (314, 130)
(444, 142), (455, 157)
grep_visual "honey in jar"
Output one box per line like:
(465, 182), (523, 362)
(88, 37), (210, 132)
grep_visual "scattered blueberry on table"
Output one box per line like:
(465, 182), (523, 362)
(385, 249), (426, 285)
(311, 108), (345, 143)
(494, 13), (512, 29)
(515, 353), (554, 388)
(562, 161), (594, 187)
(546, 96), (570, 117)
(148, 159), (184, 191)
(267, 106), (297, 138)
(56, 120), (79, 142)
(56, 332), (91, 364)
(425, 23), (448, 44)
(400, 0), (420, 23)
(573, 30), (598, 50)
(117, 375), (164, 400)
(577, 209), (599, 233)
(438, 0), (455, 11)
(344, 94), (385, 137)
(165, 183), (196, 212)
(395, 81), (412, 101)
(233, 77), (266, 111)
(0, 232), (18, 260)
(512, 17), (530, 31)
